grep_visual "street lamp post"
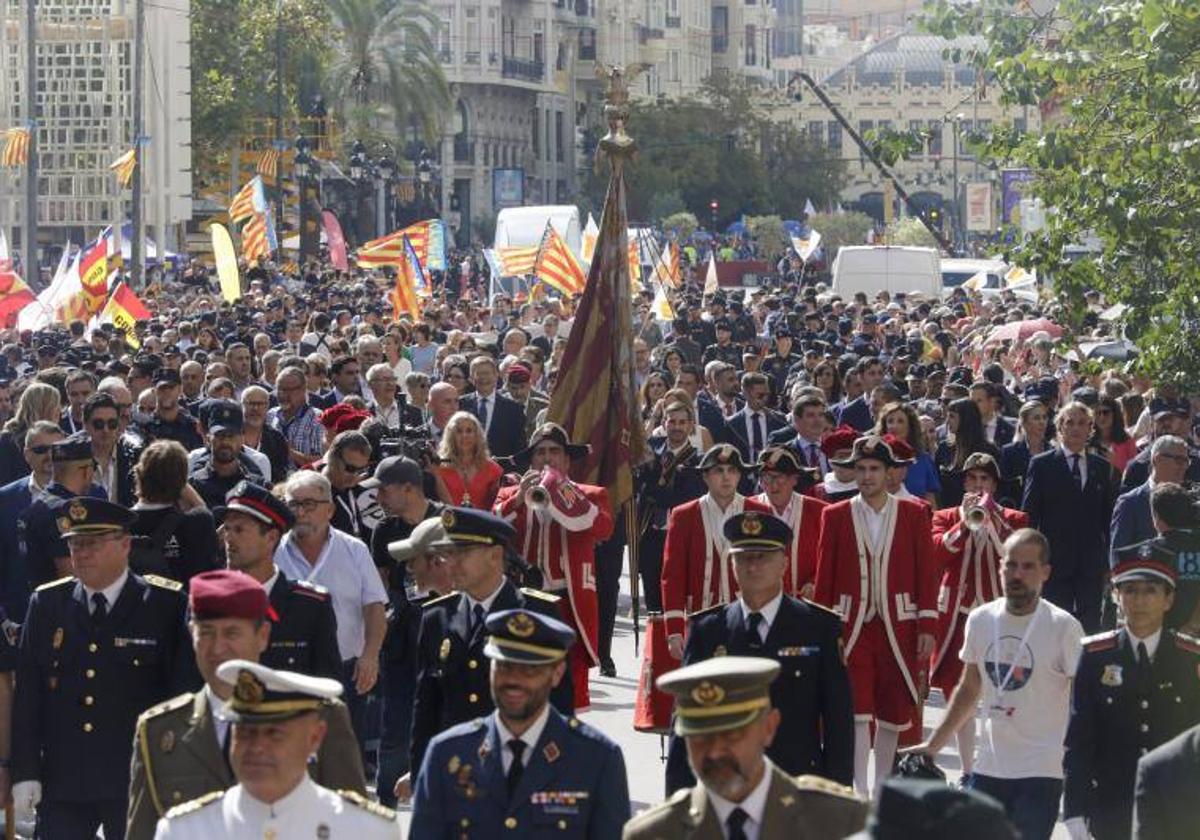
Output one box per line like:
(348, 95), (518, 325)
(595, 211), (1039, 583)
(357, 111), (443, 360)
(416, 148), (436, 218)
(294, 135), (317, 267)
(376, 153), (396, 234)
(348, 140), (368, 244)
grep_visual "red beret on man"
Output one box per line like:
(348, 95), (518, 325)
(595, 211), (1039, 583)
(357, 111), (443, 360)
(318, 403), (371, 434)
(506, 363), (532, 384)
(189, 569), (276, 623)
(882, 433), (917, 464)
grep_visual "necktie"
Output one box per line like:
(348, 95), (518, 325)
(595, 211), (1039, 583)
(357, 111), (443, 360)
(506, 739), (526, 799)
(808, 443), (821, 468)
(746, 612), (764, 649)
(727, 807), (750, 840)
(91, 592), (108, 625)
(478, 396), (490, 430)
(1070, 454), (1083, 489)
(1138, 640), (1151, 671)
(723, 400), (734, 418)
(471, 603), (486, 638)
(751, 413), (764, 459)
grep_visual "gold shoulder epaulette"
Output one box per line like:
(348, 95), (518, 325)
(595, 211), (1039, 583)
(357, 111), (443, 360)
(520, 587), (561, 603)
(801, 598), (842, 619)
(423, 590), (460, 609)
(338, 789), (398, 820)
(138, 692), (194, 722)
(143, 574), (184, 592)
(163, 790), (223, 819)
(35, 576), (74, 591)
(795, 775), (862, 801)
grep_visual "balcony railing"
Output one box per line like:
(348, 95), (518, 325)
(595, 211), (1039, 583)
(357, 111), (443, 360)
(502, 56), (544, 81)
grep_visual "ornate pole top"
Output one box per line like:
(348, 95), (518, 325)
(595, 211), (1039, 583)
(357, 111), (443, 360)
(594, 62), (650, 174)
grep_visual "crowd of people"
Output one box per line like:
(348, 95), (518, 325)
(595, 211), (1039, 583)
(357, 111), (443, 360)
(0, 243), (1195, 839)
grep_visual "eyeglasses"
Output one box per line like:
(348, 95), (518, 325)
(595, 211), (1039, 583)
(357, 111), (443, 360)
(340, 459), (371, 476)
(90, 418), (120, 431)
(286, 498), (328, 512)
(243, 401), (269, 409)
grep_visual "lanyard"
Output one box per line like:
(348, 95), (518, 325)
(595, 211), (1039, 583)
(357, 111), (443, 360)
(992, 603), (1043, 694)
(336, 491), (361, 538)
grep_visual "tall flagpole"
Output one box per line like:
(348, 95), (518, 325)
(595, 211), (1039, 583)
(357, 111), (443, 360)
(23, 0), (38, 290)
(130, 0), (145, 288)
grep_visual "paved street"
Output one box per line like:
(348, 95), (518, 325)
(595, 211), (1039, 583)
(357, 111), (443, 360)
(397, 565), (1069, 836)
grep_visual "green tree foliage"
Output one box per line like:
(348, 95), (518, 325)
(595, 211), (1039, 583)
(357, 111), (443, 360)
(745, 215), (789, 261)
(660, 212), (700, 241)
(922, 0), (1200, 383)
(885, 217), (940, 248)
(325, 0), (451, 142)
(585, 74), (845, 228)
(191, 0), (332, 172)
(806, 211), (874, 262)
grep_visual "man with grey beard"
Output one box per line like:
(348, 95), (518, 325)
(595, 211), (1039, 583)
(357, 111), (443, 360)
(624, 657), (866, 840)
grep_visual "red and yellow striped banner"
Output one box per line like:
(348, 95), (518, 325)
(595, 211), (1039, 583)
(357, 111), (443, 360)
(1, 128), (30, 169)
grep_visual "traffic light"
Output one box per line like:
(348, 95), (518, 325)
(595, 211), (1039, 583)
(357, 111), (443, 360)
(928, 207), (943, 233)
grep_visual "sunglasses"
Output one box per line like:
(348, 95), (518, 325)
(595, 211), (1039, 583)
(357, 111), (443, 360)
(28, 444), (53, 454)
(90, 419), (120, 431)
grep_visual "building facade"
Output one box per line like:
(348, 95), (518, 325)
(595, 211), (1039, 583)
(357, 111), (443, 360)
(0, 0), (191, 258)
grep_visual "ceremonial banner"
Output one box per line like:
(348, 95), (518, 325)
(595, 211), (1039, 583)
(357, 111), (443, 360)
(322, 210), (349, 272)
(211, 223), (241, 302)
(99, 282), (150, 348)
(0, 245), (34, 327)
(110, 149), (137, 188)
(495, 244), (540, 277)
(534, 224), (587, 296)
(242, 211), (271, 262)
(2, 127), (29, 168)
(651, 283), (675, 320)
(19, 248), (71, 331)
(77, 239), (109, 316)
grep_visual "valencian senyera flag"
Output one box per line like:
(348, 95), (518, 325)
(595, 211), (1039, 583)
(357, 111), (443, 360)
(390, 235), (424, 321)
(2, 127), (30, 168)
(110, 149), (137, 188)
(357, 220), (444, 270)
(534, 223), (587, 296)
(545, 160), (644, 510)
(229, 176), (267, 224)
(257, 147), (281, 179)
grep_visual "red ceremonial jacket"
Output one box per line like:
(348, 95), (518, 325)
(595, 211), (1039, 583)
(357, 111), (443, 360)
(660, 495), (770, 638)
(929, 504), (1028, 677)
(754, 492), (827, 598)
(494, 482), (614, 666)
(813, 495), (938, 704)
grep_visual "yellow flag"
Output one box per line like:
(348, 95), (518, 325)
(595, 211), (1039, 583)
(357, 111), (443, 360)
(210, 223), (242, 302)
(651, 284), (675, 320)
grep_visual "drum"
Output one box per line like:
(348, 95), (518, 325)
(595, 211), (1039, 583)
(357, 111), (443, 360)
(633, 612), (678, 733)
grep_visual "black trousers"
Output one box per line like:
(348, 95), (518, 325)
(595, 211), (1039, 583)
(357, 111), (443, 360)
(638, 530), (666, 613)
(1042, 563), (1104, 634)
(594, 508), (626, 662)
(37, 799), (126, 840)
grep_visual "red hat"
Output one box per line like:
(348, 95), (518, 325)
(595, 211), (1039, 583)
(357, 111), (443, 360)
(319, 403), (371, 434)
(882, 434), (916, 464)
(506, 363), (532, 384)
(189, 569), (276, 623)
(820, 425), (859, 459)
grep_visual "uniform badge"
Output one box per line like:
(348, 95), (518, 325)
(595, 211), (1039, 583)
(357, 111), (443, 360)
(69, 501), (88, 522)
(234, 669), (266, 704)
(741, 514), (763, 536)
(543, 741), (561, 764)
(52, 627), (63, 650)
(691, 680), (725, 707)
(1101, 664), (1123, 687)
(160, 730), (176, 753)
(713, 645), (727, 657)
(441, 509), (456, 529)
(439, 638), (452, 661)
(448, 755), (460, 775)
(506, 612), (536, 638)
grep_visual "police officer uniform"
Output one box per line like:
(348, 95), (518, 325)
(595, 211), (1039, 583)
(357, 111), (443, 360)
(127, 570), (365, 840)
(761, 328), (801, 407)
(624, 657), (867, 840)
(17, 434), (108, 586)
(635, 435), (705, 613)
(142, 369), (203, 452)
(1064, 556), (1200, 840)
(188, 401), (268, 510)
(701, 320), (744, 369)
(410, 508), (574, 782)
(11, 498), (194, 840)
(665, 513), (854, 793)
(411, 609), (630, 839)
(153, 660), (400, 839)
(218, 481), (342, 680)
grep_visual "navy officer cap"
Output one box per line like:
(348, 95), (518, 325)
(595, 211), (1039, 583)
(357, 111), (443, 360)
(428, 506), (516, 549)
(219, 480), (296, 531)
(52, 432), (94, 464)
(484, 608), (576, 665)
(57, 496), (138, 538)
(201, 399), (244, 434)
(724, 512), (793, 554)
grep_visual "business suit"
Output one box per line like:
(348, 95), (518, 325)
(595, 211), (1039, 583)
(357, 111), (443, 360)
(623, 760), (866, 840)
(1121, 444), (1200, 493)
(664, 596), (854, 793)
(1065, 629), (1200, 840)
(1133, 723), (1200, 840)
(999, 440), (1041, 508)
(989, 416), (1017, 448)
(696, 394), (739, 442)
(1022, 447), (1116, 632)
(95, 437), (143, 508)
(724, 406), (789, 465)
(460, 390), (527, 459)
(126, 689), (366, 840)
(1110, 481), (1157, 567)
(834, 396), (872, 432)
(412, 708), (630, 840)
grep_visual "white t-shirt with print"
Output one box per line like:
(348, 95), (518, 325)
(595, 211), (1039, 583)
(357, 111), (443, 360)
(960, 597), (1083, 779)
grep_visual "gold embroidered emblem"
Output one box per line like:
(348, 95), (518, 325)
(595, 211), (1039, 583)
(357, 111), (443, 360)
(439, 638), (452, 661)
(441, 509), (456, 529)
(506, 612), (536, 638)
(691, 680), (725, 707)
(741, 515), (763, 536)
(233, 670), (265, 705)
(69, 501), (88, 522)
(1101, 664), (1123, 687)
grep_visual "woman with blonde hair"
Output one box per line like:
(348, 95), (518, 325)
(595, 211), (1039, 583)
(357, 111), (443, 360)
(433, 410), (504, 509)
(0, 382), (62, 484)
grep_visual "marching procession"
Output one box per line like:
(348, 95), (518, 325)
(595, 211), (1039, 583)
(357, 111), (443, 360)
(2, 9), (1200, 838)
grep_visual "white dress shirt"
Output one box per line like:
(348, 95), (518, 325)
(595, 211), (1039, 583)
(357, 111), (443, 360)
(83, 570), (128, 614)
(495, 704), (551, 773)
(738, 591), (783, 644)
(1060, 444), (1088, 487)
(1128, 626), (1162, 661)
(705, 759), (774, 840)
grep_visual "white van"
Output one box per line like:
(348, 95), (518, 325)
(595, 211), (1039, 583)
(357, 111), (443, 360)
(494, 205), (582, 255)
(831, 246), (942, 298)
(941, 257), (1008, 291)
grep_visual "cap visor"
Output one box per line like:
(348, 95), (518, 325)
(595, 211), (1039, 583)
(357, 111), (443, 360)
(484, 638), (567, 665)
(673, 706), (767, 737)
(359, 477), (383, 489)
(387, 539), (418, 561)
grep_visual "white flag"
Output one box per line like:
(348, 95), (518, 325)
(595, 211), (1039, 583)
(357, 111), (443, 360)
(582, 213), (599, 264)
(0, 228), (8, 263)
(19, 246), (75, 331)
(704, 252), (719, 295)
(804, 198), (816, 217)
(790, 230), (822, 263)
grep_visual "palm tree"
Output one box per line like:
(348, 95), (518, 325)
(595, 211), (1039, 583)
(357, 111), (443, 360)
(325, 0), (451, 142)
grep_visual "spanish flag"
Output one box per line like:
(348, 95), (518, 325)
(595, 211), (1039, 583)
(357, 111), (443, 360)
(98, 281), (151, 348)
(110, 149), (137, 188)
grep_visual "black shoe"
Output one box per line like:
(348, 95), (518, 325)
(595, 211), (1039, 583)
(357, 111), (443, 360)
(600, 657), (616, 677)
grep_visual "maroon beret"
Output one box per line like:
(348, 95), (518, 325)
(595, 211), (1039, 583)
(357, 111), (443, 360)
(189, 569), (274, 622)
(506, 363), (532, 384)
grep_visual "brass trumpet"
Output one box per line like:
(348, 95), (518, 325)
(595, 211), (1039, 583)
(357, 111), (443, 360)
(963, 492), (995, 531)
(527, 481), (552, 511)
